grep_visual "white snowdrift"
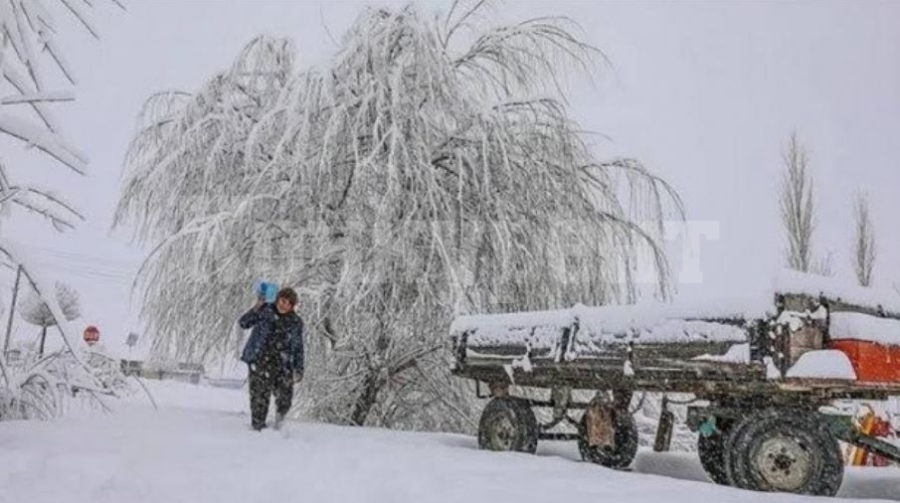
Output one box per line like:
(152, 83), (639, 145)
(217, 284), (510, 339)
(127, 378), (247, 414)
(831, 312), (900, 346)
(786, 350), (858, 380)
(0, 380), (896, 503)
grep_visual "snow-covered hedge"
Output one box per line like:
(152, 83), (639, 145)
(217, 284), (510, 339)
(0, 348), (134, 420)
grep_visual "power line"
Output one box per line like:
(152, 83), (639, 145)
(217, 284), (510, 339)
(20, 247), (142, 270)
(10, 248), (141, 279)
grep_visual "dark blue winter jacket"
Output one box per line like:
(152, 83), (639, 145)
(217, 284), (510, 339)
(239, 304), (304, 374)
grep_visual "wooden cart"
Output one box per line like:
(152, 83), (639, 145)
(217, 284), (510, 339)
(450, 292), (900, 497)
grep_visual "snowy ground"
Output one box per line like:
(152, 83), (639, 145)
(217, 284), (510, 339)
(1, 381), (897, 503)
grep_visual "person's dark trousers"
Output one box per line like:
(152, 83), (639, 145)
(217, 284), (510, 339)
(248, 355), (293, 430)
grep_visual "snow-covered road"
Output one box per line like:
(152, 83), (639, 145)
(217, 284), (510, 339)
(1, 381), (897, 503)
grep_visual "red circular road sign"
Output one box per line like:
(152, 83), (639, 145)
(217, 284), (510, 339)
(84, 325), (100, 345)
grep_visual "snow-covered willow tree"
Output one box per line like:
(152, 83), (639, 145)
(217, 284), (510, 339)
(116, 1), (682, 429)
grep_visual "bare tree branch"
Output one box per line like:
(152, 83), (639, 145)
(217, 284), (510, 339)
(780, 132), (815, 273)
(852, 191), (876, 287)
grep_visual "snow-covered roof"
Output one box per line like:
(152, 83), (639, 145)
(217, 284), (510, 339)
(830, 312), (900, 346)
(772, 269), (900, 313)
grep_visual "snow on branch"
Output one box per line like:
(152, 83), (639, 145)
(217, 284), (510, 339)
(0, 113), (89, 174)
(0, 160), (83, 230)
(19, 281), (80, 327)
(1, 56), (65, 133)
(0, 1), (120, 171)
(1, 91), (75, 105)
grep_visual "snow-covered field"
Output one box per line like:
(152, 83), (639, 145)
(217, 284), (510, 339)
(1, 380), (897, 503)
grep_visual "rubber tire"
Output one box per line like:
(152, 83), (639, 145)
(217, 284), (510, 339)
(697, 418), (733, 485)
(578, 411), (639, 470)
(478, 397), (538, 454)
(727, 410), (843, 496)
(723, 413), (760, 487)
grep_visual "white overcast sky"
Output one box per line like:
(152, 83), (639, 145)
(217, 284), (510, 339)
(4, 0), (899, 352)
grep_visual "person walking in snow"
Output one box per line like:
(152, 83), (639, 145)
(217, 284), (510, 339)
(239, 287), (304, 431)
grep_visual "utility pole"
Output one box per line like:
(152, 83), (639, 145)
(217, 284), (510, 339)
(3, 265), (22, 353)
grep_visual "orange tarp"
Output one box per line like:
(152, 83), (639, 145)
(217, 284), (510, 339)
(828, 339), (900, 383)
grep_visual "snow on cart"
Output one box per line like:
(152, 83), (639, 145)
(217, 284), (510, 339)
(449, 270), (900, 497)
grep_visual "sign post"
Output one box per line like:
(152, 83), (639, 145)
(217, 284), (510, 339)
(125, 332), (139, 357)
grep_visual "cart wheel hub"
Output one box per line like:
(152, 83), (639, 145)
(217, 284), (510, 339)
(488, 417), (516, 450)
(585, 405), (615, 448)
(756, 435), (813, 491)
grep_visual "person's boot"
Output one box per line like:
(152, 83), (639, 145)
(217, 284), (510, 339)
(273, 412), (286, 431)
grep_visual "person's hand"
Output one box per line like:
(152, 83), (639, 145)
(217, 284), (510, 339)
(292, 371), (303, 384)
(254, 297), (265, 310)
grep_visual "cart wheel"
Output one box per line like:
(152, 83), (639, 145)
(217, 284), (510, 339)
(722, 412), (760, 487)
(727, 410), (843, 496)
(478, 397), (538, 454)
(697, 418), (733, 485)
(578, 408), (639, 469)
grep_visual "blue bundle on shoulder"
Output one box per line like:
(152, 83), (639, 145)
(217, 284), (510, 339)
(256, 281), (278, 303)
